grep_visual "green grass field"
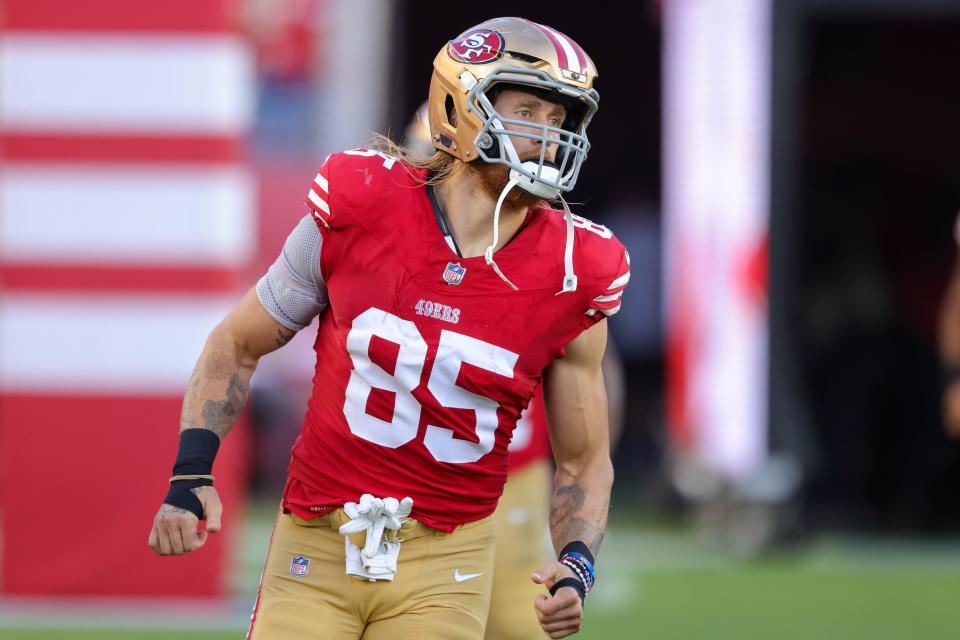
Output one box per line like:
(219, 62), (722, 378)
(3, 517), (959, 639)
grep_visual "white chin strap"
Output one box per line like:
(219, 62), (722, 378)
(485, 124), (578, 294)
(556, 195), (578, 294)
(485, 174), (522, 291)
(483, 168), (578, 295)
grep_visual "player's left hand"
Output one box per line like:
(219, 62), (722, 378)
(532, 560), (584, 638)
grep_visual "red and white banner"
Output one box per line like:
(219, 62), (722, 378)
(664, 0), (771, 480)
(0, 0), (254, 597)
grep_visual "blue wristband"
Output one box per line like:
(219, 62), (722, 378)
(559, 541), (596, 594)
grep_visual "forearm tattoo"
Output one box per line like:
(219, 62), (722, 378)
(180, 351), (249, 439)
(550, 476), (608, 556)
(201, 374), (247, 439)
(180, 361), (204, 430)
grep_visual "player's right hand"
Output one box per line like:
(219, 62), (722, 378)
(148, 485), (223, 556)
(944, 381), (960, 438)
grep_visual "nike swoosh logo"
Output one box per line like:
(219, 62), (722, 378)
(454, 569), (483, 583)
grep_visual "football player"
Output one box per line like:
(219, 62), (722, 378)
(404, 101), (627, 640)
(148, 17), (629, 640)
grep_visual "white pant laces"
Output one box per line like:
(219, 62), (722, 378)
(338, 493), (413, 581)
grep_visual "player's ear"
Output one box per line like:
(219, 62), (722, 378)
(450, 107), (459, 127)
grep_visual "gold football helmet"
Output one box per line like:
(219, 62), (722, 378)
(428, 17), (599, 199)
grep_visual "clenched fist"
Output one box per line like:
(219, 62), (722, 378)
(148, 485), (223, 556)
(532, 560), (584, 638)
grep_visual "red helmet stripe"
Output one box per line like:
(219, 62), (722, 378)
(520, 18), (569, 72)
(535, 22), (585, 75)
(545, 24), (588, 73)
(562, 31), (589, 72)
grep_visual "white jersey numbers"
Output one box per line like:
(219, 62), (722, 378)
(425, 330), (518, 463)
(571, 214), (613, 239)
(344, 308), (427, 447)
(343, 308), (519, 464)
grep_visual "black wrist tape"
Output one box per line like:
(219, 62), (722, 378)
(549, 577), (586, 603)
(559, 540), (594, 567)
(164, 482), (207, 520)
(172, 428), (221, 476)
(163, 429), (221, 520)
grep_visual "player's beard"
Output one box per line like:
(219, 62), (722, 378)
(466, 160), (545, 211)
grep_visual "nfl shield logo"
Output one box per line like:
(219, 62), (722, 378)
(443, 261), (466, 285)
(290, 555), (310, 577)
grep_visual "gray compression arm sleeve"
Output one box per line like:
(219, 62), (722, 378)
(256, 214), (329, 331)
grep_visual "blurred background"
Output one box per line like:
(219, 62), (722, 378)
(2, 0), (960, 638)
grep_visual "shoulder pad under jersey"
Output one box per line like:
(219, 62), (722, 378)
(303, 148), (414, 230)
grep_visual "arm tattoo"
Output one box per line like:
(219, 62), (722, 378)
(203, 352), (235, 381)
(550, 478), (607, 556)
(181, 347), (250, 438)
(179, 361), (204, 430)
(276, 327), (296, 347)
(201, 374), (248, 439)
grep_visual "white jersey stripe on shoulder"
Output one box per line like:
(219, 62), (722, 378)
(585, 304), (621, 317)
(539, 24), (581, 74)
(308, 189), (330, 214)
(314, 173), (329, 194)
(312, 211), (330, 228)
(607, 272), (630, 290)
(593, 291), (623, 303)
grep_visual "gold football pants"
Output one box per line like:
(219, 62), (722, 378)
(248, 507), (495, 640)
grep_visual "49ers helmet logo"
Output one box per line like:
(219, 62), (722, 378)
(448, 29), (505, 64)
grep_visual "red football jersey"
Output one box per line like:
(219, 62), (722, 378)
(282, 149), (629, 531)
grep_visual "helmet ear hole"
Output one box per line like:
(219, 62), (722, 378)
(445, 94), (456, 126)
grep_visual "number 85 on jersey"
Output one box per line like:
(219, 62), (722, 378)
(343, 307), (520, 465)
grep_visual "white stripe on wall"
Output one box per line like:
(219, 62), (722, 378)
(0, 165), (255, 265)
(0, 35), (254, 133)
(0, 294), (236, 393)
